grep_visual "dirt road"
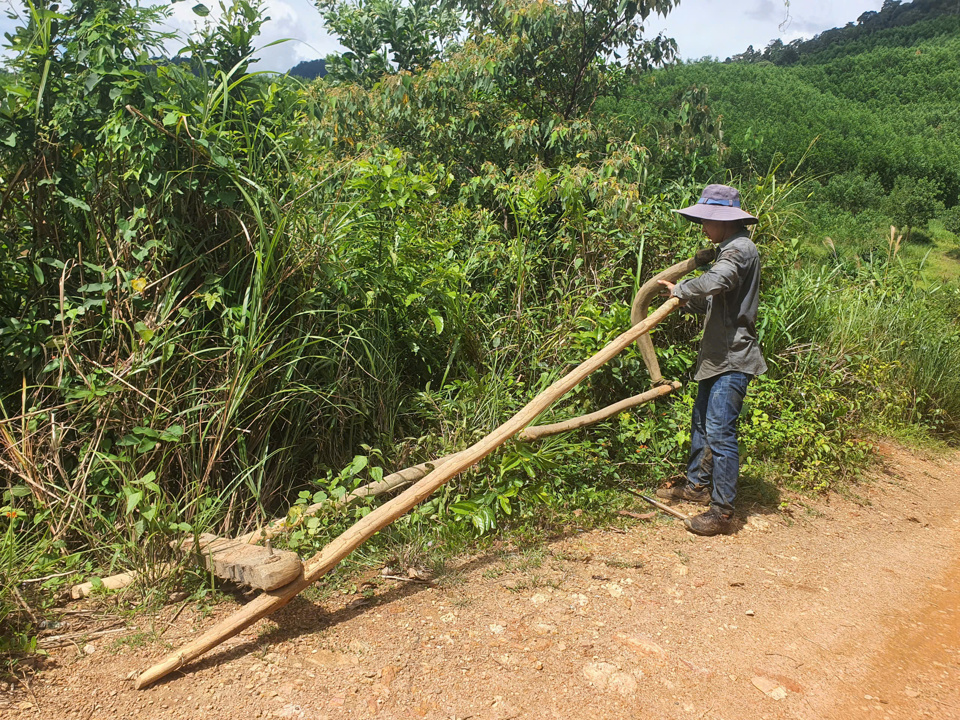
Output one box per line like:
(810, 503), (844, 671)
(3, 444), (958, 719)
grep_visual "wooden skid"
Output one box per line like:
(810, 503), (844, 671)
(133, 297), (680, 689)
(181, 534), (303, 591)
(519, 382), (681, 442)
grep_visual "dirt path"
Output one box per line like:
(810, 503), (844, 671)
(3, 444), (959, 720)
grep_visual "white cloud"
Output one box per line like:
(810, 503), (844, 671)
(744, 1), (779, 23)
(650, 0), (884, 61)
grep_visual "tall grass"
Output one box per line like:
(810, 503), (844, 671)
(760, 235), (960, 436)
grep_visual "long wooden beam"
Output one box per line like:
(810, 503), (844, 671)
(133, 298), (680, 689)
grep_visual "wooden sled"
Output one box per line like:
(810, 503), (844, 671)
(133, 250), (710, 688)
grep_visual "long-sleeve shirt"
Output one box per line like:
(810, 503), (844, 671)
(671, 231), (768, 381)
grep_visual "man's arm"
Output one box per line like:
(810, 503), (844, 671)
(672, 244), (753, 302)
(656, 279), (707, 314)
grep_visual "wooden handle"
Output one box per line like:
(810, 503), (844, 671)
(629, 251), (711, 384)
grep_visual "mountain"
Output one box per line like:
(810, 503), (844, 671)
(728, 0), (960, 65)
(289, 58), (327, 80)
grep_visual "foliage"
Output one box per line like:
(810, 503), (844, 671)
(939, 205), (960, 235)
(885, 174), (944, 239)
(189, 0), (270, 77)
(740, 373), (874, 493)
(316, 0), (463, 85)
(618, 25), (960, 202)
(819, 171), (883, 216)
(457, 0), (678, 120)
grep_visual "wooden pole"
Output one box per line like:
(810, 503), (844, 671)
(629, 248), (714, 385)
(133, 298), (680, 689)
(518, 381), (681, 442)
(636, 494), (690, 521)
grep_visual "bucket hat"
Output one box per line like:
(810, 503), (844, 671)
(674, 184), (758, 224)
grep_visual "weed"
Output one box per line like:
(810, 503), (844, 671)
(110, 631), (157, 653)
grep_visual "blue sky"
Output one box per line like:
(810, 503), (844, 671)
(0, 0), (886, 73)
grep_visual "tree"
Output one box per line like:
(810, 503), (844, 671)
(820, 171), (883, 216)
(315, 0), (680, 180)
(458, 0), (678, 121)
(316, 0), (464, 85)
(728, 44), (761, 63)
(188, 0), (270, 76)
(886, 175), (945, 241)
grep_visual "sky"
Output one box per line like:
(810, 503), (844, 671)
(0, 0), (887, 74)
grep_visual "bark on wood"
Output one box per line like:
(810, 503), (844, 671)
(518, 382), (681, 442)
(133, 298), (679, 689)
(71, 565), (172, 600)
(71, 573), (138, 599)
(630, 248), (714, 385)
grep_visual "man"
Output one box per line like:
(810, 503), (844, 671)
(655, 184), (767, 536)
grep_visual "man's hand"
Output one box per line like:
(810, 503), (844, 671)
(657, 279), (687, 306)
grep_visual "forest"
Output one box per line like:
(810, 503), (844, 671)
(1, 0), (959, 668)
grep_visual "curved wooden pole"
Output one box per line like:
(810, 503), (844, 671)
(630, 248), (715, 385)
(133, 297), (680, 689)
(518, 381), (681, 442)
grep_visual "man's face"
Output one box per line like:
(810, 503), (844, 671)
(701, 220), (739, 243)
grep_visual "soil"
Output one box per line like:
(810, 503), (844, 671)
(2, 443), (959, 720)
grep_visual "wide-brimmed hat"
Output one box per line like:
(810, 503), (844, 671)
(673, 184), (758, 224)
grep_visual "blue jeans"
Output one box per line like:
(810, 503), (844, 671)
(686, 371), (750, 516)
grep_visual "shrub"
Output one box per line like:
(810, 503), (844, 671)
(938, 205), (960, 235)
(886, 175), (945, 239)
(819, 171), (884, 215)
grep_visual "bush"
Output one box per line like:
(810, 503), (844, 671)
(819, 171), (884, 215)
(938, 205), (960, 235)
(886, 175), (945, 239)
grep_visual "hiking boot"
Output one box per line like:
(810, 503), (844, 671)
(684, 507), (733, 536)
(655, 484), (711, 505)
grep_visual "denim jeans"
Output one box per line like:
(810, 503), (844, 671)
(686, 371), (751, 516)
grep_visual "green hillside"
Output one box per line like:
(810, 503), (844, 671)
(620, 13), (960, 203)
